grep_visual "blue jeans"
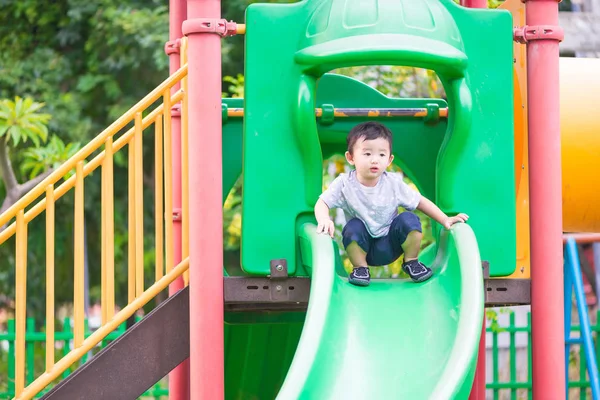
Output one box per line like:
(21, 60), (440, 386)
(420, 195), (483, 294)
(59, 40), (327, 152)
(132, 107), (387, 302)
(341, 212), (422, 266)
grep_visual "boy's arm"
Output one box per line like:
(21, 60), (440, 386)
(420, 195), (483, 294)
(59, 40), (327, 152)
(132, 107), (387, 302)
(416, 196), (469, 229)
(315, 198), (335, 238)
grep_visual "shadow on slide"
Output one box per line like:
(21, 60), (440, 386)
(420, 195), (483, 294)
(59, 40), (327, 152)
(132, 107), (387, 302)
(277, 223), (484, 399)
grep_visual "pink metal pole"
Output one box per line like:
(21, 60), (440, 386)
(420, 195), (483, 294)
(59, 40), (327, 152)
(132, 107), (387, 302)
(468, 321), (487, 400)
(166, 0), (189, 398)
(183, 0), (224, 398)
(524, 0), (565, 397)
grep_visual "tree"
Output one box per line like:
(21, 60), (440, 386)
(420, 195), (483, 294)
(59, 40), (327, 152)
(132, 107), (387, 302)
(0, 0), (171, 312)
(0, 97), (63, 215)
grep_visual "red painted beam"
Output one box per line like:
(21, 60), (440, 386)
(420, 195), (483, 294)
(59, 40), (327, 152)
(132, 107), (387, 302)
(525, 0), (566, 398)
(184, 0), (224, 398)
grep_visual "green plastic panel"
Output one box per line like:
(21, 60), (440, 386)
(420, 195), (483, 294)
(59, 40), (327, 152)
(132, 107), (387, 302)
(276, 222), (483, 399)
(242, 0), (516, 277)
(224, 317), (304, 400)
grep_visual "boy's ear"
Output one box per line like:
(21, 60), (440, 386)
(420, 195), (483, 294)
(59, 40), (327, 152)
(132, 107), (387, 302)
(388, 154), (395, 166)
(345, 151), (354, 165)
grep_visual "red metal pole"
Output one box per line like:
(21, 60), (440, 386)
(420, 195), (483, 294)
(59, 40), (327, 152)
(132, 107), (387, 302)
(166, 0), (189, 398)
(468, 321), (487, 400)
(525, 0), (565, 397)
(183, 0), (224, 398)
(460, 0), (488, 8)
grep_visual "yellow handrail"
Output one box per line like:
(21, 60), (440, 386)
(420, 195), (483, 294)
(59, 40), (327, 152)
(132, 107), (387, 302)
(0, 65), (187, 229)
(0, 89), (185, 246)
(7, 59), (190, 399)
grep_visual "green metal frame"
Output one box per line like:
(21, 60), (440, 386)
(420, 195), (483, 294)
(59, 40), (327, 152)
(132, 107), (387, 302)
(487, 310), (600, 400)
(6, 311), (600, 400)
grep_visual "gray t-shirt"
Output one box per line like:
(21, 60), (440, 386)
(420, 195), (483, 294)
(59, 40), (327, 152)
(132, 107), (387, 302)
(319, 170), (421, 238)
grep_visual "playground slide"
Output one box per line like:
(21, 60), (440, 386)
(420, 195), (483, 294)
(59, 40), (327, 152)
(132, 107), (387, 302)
(277, 223), (484, 399)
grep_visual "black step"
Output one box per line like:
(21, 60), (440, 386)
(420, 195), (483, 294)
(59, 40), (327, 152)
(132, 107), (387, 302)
(41, 287), (190, 400)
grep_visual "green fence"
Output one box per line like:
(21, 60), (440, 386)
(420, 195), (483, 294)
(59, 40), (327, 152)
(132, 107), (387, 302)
(487, 310), (598, 400)
(2, 311), (598, 399)
(0, 317), (167, 399)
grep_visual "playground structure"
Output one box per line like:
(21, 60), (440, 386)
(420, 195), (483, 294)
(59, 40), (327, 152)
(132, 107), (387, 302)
(4, 0), (600, 398)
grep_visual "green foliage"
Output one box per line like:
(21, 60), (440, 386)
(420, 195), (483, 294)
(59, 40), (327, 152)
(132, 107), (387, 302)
(0, 97), (51, 147)
(333, 66), (445, 99)
(20, 135), (81, 179)
(224, 178), (243, 252)
(486, 308), (508, 333)
(0, 0), (168, 138)
(223, 74), (245, 98)
(0, 0), (170, 316)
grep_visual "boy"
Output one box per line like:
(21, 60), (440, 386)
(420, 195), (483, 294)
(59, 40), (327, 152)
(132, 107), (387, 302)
(315, 122), (469, 286)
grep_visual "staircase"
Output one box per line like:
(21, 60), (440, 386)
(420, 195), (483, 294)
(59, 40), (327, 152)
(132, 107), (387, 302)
(4, 39), (191, 400)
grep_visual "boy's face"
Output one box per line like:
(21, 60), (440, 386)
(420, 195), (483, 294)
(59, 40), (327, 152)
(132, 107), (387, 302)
(345, 136), (394, 184)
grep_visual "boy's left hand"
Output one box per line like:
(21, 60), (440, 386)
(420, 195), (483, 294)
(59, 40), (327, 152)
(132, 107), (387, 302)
(443, 213), (469, 230)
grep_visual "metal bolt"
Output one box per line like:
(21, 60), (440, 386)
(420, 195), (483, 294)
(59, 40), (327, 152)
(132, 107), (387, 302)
(276, 285), (282, 291)
(276, 264), (283, 272)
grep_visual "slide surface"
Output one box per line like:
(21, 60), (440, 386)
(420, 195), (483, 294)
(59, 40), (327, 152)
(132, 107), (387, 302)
(277, 223), (484, 399)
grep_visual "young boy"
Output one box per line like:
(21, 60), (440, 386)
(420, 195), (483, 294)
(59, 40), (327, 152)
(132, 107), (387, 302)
(315, 122), (469, 286)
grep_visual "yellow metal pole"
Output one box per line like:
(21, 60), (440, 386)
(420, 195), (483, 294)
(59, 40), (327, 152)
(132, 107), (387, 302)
(128, 132), (136, 303)
(163, 90), (173, 274)
(74, 161), (84, 348)
(45, 186), (55, 372)
(135, 112), (144, 297)
(104, 137), (115, 320)
(181, 37), (190, 286)
(0, 89), (185, 247)
(18, 258), (190, 400)
(101, 142), (107, 325)
(155, 115), (164, 282)
(15, 210), (27, 397)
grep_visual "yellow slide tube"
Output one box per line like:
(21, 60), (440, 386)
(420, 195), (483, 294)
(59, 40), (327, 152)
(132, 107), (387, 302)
(560, 57), (600, 233)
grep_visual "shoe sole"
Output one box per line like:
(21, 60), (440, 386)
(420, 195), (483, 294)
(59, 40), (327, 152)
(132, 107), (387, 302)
(410, 270), (433, 283)
(348, 278), (370, 287)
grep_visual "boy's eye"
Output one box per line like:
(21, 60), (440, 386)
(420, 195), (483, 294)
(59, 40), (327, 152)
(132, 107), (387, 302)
(380, 154), (386, 157)
(364, 152), (371, 156)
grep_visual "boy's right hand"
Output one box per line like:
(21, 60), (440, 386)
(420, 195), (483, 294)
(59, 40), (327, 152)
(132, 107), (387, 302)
(317, 219), (335, 238)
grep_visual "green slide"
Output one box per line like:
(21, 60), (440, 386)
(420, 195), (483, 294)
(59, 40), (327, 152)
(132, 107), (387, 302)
(277, 223), (484, 399)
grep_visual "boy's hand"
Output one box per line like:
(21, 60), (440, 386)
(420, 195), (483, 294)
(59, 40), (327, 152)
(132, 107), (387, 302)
(443, 213), (469, 230)
(317, 219), (335, 238)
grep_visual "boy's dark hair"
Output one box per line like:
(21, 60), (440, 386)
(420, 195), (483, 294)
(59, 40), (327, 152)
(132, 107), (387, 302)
(346, 122), (393, 154)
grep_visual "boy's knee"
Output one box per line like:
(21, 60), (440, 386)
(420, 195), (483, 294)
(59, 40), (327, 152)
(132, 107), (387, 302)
(342, 218), (369, 248)
(393, 212), (422, 235)
(342, 218), (368, 236)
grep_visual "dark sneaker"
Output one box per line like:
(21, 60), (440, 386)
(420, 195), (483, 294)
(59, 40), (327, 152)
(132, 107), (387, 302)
(349, 267), (370, 286)
(402, 259), (433, 283)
